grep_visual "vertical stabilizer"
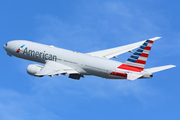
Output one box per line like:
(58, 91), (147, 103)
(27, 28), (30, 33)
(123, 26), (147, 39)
(118, 37), (161, 72)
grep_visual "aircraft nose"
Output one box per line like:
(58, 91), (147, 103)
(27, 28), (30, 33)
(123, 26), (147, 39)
(3, 43), (8, 50)
(3, 41), (12, 52)
(3, 42), (14, 56)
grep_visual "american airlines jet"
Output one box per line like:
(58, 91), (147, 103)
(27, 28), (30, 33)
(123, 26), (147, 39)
(3, 37), (175, 80)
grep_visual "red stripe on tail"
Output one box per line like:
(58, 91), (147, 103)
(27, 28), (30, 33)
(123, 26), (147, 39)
(144, 46), (151, 51)
(118, 64), (143, 72)
(149, 40), (154, 44)
(136, 60), (146, 64)
(140, 53), (149, 57)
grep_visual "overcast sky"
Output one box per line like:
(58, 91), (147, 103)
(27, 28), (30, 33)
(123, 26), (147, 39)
(0, 0), (179, 120)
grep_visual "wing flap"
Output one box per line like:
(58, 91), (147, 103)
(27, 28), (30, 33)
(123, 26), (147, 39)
(36, 61), (78, 76)
(87, 37), (161, 59)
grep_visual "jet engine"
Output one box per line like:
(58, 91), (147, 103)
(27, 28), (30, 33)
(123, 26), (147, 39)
(27, 64), (43, 77)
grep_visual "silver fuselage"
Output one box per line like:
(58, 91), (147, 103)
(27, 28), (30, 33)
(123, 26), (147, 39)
(4, 40), (131, 79)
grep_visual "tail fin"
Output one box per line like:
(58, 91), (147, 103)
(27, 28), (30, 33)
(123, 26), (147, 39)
(118, 37), (161, 72)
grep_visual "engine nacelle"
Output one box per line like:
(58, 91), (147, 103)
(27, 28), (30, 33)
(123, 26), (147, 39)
(27, 64), (43, 77)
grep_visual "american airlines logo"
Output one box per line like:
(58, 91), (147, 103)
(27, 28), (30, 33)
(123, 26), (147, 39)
(16, 44), (25, 53)
(23, 47), (57, 61)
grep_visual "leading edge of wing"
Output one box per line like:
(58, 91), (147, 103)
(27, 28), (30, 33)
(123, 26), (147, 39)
(87, 37), (161, 59)
(35, 60), (78, 76)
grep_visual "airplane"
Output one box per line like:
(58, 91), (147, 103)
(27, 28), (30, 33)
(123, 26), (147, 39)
(3, 37), (176, 80)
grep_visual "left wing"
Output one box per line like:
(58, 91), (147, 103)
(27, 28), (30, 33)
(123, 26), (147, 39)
(35, 60), (78, 76)
(87, 37), (161, 59)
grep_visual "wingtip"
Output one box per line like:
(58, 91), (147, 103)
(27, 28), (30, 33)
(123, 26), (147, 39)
(149, 37), (162, 41)
(169, 65), (176, 68)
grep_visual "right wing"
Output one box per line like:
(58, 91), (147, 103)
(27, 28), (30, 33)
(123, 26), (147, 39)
(87, 37), (161, 59)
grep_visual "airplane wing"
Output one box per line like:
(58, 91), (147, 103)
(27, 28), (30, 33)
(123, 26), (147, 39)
(35, 60), (78, 76)
(87, 37), (161, 59)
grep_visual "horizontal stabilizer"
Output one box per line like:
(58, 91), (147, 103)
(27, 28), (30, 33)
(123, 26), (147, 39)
(144, 65), (176, 73)
(127, 73), (143, 80)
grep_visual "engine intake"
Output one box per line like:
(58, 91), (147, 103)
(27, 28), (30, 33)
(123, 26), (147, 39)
(27, 64), (43, 77)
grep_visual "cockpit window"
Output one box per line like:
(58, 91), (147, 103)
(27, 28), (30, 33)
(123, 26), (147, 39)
(5, 43), (7, 46)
